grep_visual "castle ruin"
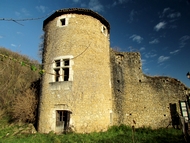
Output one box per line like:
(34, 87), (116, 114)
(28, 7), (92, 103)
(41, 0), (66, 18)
(38, 8), (190, 133)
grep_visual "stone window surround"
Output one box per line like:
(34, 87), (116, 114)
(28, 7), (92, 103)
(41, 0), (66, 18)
(57, 15), (70, 27)
(52, 55), (74, 82)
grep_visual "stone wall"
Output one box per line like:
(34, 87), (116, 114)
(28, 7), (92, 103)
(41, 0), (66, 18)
(39, 8), (190, 134)
(111, 49), (190, 128)
(38, 12), (112, 133)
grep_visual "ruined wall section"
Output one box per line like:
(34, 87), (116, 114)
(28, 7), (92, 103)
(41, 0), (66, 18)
(111, 49), (189, 128)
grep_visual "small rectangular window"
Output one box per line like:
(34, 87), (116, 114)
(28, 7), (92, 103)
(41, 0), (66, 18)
(60, 18), (66, 26)
(57, 16), (70, 27)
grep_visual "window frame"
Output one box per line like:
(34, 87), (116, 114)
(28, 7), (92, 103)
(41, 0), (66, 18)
(52, 56), (73, 82)
(57, 15), (69, 27)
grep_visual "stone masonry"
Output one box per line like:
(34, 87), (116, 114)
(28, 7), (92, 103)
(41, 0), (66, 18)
(111, 50), (189, 128)
(38, 8), (112, 133)
(38, 8), (190, 133)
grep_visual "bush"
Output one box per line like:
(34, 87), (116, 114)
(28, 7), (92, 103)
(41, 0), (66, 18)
(11, 88), (38, 123)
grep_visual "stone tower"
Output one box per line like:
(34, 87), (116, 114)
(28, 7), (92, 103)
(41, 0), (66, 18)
(38, 8), (112, 133)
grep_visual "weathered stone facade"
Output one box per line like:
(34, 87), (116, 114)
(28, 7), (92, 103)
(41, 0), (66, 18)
(38, 8), (112, 133)
(38, 8), (190, 133)
(111, 50), (189, 128)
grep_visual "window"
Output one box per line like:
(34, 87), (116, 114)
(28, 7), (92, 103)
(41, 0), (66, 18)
(101, 25), (107, 36)
(60, 18), (66, 26)
(53, 57), (73, 82)
(57, 16), (69, 27)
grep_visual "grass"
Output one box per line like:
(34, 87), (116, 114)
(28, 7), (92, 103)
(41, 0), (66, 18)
(0, 119), (186, 143)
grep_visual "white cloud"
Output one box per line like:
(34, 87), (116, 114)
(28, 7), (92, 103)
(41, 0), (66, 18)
(158, 56), (170, 63)
(159, 7), (170, 18)
(21, 8), (30, 16)
(73, 0), (80, 2)
(81, 3), (87, 7)
(128, 9), (137, 23)
(17, 32), (22, 35)
(140, 47), (145, 51)
(36, 5), (47, 13)
(149, 39), (159, 44)
(144, 68), (149, 71)
(128, 46), (137, 51)
(111, 0), (130, 7)
(180, 35), (190, 41)
(15, 11), (20, 16)
(154, 21), (166, 31)
(15, 8), (30, 16)
(11, 44), (16, 47)
(141, 59), (146, 65)
(170, 49), (180, 54)
(118, 0), (130, 4)
(129, 34), (143, 43)
(145, 52), (157, 58)
(179, 35), (190, 48)
(88, 0), (104, 12)
(163, 7), (170, 14)
(112, 1), (117, 6)
(167, 12), (181, 18)
(170, 25), (177, 29)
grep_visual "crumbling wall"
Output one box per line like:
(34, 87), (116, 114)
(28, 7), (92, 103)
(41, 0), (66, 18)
(111, 49), (190, 128)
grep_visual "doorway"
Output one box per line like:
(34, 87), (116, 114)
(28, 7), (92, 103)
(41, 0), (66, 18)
(56, 110), (71, 133)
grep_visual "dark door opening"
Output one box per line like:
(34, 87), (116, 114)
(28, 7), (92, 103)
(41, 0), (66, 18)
(56, 110), (71, 133)
(169, 103), (179, 128)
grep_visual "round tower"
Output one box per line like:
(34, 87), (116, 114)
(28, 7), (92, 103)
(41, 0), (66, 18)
(38, 8), (112, 133)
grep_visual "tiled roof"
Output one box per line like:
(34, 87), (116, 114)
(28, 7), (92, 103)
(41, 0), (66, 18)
(43, 8), (110, 33)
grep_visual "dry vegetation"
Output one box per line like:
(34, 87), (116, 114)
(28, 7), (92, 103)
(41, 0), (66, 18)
(0, 47), (40, 124)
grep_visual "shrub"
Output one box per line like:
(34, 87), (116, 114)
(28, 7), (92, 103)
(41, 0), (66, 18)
(11, 88), (38, 123)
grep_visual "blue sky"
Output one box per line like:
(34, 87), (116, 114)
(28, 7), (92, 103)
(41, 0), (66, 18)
(0, 0), (190, 87)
